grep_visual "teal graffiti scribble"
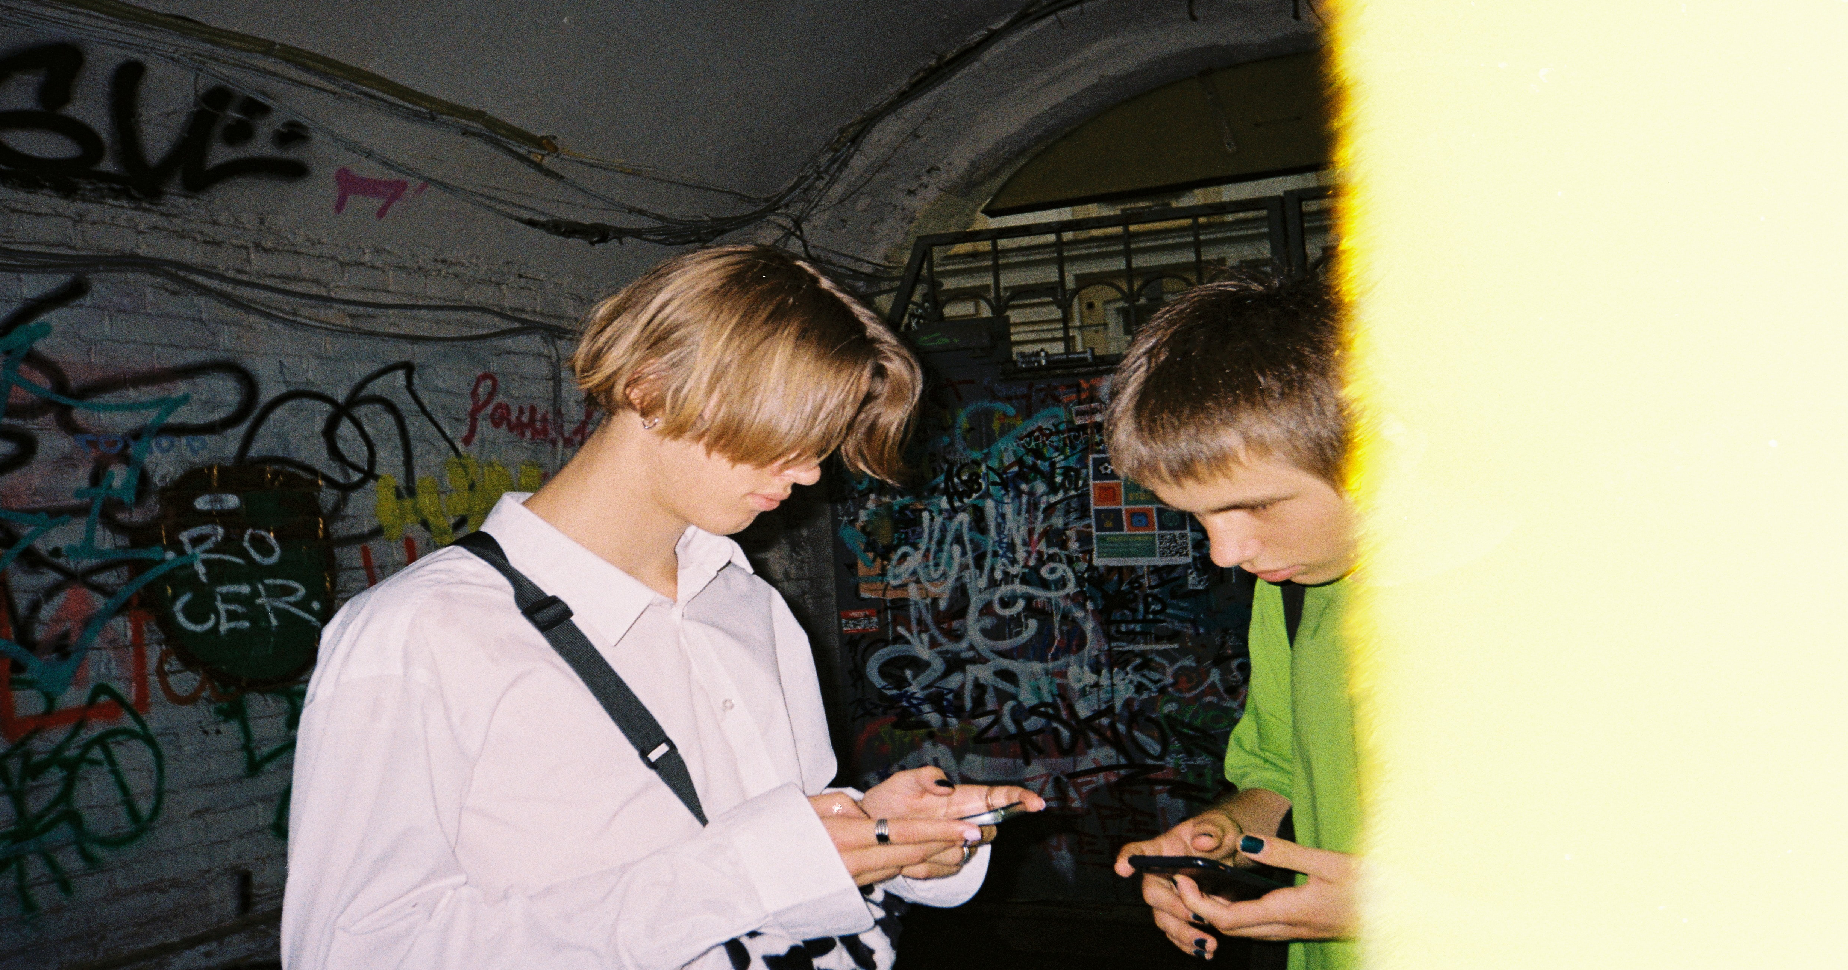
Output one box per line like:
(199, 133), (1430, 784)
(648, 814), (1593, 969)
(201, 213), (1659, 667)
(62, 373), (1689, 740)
(0, 683), (163, 914)
(948, 402), (1069, 462)
(0, 321), (201, 695)
(1, 317), (198, 910)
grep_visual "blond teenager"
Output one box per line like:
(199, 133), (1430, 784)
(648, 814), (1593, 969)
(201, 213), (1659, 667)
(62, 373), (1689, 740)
(284, 245), (1042, 970)
(1108, 276), (1360, 970)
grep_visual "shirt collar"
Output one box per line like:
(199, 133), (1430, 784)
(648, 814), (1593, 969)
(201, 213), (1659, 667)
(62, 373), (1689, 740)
(478, 493), (753, 645)
(674, 520), (756, 591)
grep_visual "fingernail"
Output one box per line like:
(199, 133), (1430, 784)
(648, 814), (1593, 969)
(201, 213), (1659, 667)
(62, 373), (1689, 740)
(961, 826), (981, 842)
(1190, 913), (1207, 927)
(934, 778), (955, 789)
(1239, 835), (1265, 854)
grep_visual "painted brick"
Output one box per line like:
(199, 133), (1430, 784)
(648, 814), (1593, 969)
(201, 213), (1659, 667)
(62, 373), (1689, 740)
(0, 152), (829, 970)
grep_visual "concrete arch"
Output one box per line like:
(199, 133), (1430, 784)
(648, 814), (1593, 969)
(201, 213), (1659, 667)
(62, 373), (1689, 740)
(802, 0), (1319, 272)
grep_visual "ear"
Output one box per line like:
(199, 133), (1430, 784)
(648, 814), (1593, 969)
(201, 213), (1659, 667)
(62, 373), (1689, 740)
(622, 374), (662, 423)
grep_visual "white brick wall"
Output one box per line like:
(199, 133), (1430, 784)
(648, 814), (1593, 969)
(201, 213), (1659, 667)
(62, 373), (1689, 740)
(0, 165), (845, 970)
(0, 182), (599, 969)
(0, 27), (857, 961)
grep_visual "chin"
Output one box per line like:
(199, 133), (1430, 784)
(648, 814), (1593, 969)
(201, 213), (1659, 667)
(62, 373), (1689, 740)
(1296, 562), (1355, 585)
(700, 512), (759, 536)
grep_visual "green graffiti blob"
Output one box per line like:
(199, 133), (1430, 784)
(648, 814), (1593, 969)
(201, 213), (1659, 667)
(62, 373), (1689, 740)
(0, 683), (163, 913)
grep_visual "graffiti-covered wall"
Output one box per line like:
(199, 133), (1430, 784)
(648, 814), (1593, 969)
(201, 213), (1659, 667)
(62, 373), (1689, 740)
(833, 360), (1255, 901)
(0, 28), (610, 969)
(0, 1), (1298, 962)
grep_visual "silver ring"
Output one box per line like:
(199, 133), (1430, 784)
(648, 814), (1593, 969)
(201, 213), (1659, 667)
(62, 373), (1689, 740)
(874, 818), (890, 844)
(961, 845), (974, 865)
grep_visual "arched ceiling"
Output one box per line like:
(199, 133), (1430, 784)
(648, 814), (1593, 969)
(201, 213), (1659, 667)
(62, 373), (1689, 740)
(985, 50), (1330, 215)
(797, 0), (1320, 272)
(120, 0), (1039, 198)
(5, 0), (1320, 291)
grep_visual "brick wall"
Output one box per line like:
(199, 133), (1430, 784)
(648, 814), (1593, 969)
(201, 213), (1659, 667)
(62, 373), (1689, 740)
(0, 26), (856, 970)
(0, 30), (627, 961)
(0, 185), (606, 968)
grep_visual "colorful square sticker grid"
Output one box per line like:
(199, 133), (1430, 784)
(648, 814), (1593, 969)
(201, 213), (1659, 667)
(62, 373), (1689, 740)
(1088, 452), (1192, 566)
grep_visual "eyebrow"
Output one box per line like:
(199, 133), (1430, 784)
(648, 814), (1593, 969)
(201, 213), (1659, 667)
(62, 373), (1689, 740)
(1204, 494), (1293, 514)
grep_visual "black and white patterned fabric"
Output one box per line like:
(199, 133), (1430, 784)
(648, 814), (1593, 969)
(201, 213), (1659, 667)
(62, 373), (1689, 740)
(722, 886), (907, 970)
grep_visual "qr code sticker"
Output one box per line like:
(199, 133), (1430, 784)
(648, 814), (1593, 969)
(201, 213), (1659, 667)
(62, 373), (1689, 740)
(1156, 531), (1190, 559)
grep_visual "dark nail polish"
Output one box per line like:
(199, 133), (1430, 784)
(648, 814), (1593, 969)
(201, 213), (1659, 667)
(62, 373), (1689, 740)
(1190, 913), (1208, 927)
(934, 778), (955, 789)
(1194, 938), (1208, 949)
(1239, 835), (1265, 854)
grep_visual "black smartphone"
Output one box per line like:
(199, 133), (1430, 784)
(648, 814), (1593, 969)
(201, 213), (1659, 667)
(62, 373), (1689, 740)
(1127, 855), (1290, 900)
(959, 801), (1027, 825)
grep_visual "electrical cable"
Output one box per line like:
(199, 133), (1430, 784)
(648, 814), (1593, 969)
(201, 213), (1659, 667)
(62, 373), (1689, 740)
(0, 246), (577, 342)
(1, 0), (1196, 260)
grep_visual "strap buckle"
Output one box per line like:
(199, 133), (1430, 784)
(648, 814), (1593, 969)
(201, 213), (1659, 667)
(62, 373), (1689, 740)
(522, 595), (574, 632)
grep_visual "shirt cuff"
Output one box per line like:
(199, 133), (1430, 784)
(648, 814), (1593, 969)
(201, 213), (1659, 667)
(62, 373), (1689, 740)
(884, 842), (989, 907)
(718, 782), (873, 940)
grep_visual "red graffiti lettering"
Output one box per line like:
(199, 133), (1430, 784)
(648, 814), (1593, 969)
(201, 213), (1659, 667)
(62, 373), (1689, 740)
(461, 372), (499, 447)
(568, 405), (596, 445)
(506, 403), (537, 439)
(332, 166), (427, 218)
(1, 607), (152, 740)
(458, 370), (599, 447)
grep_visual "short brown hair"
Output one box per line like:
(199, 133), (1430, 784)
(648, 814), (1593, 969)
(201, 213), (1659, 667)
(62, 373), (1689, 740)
(572, 245), (922, 483)
(1103, 272), (1346, 488)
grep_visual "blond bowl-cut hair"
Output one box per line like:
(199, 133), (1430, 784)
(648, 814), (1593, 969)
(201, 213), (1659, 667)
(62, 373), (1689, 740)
(1104, 272), (1347, 489)
(572, 244), (922, 484)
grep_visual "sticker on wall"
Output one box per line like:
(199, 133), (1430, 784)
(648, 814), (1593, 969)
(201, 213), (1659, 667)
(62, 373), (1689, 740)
(839, 608), (880, 636)
(1089, 452), (1192, 566)
(136, 465), (335, 689)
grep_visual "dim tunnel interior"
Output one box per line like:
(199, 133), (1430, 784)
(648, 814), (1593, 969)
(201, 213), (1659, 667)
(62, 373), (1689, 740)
(0, 2), (1334, 969)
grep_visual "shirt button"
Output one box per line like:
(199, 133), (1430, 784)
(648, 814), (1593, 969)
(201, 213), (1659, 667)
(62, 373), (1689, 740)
(721, 699), (735, 712)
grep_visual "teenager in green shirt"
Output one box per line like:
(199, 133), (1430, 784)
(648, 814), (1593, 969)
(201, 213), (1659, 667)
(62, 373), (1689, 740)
(1108, 275), (1360, 969)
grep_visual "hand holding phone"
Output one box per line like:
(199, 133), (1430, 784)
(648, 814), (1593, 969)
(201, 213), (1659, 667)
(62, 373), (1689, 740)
(858, 769), (1045, 829)
(1127, 854), (1290, 900)
(958, 801), (1027, 825)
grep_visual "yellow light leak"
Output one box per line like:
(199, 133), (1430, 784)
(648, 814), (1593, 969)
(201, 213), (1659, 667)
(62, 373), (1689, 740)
(1330, 2), (1848, 968)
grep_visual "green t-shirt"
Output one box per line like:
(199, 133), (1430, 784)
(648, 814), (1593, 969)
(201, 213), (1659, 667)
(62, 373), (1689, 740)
(1222, 577), (1360, 970)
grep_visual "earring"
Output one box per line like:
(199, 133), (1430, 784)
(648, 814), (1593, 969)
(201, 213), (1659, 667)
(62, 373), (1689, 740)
(641, 416), (659, 430)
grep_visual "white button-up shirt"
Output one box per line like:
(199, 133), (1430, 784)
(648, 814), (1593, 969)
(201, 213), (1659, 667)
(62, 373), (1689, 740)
(283, 495), (984, 970)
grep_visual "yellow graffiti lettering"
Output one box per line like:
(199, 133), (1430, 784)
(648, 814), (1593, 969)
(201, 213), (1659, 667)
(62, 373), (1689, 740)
(369, 457), (546, 545)
(373, 474), (416, 542)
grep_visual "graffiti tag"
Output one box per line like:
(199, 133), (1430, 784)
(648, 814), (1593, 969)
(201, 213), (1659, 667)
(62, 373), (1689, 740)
(0, 42), (311, 199)
(332, 166), (427, 218)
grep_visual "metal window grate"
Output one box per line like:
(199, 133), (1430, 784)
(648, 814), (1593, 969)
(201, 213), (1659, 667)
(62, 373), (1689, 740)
(888, 188), (1334, 364)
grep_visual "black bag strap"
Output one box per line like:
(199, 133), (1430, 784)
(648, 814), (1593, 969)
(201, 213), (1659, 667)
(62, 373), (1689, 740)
(454, 530), (708, 826)
(1281, 581), (1306, 648)
(1255, 579), (1306, 970)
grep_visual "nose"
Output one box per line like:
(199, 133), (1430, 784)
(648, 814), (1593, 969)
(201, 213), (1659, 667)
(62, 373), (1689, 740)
(1201, 515), (1261, 569)
(780, 460), (822, 486)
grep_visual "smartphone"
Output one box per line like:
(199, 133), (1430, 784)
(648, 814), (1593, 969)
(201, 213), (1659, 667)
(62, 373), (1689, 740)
(1127, 855), (1290, 900)
(959, 801), (1027, 825)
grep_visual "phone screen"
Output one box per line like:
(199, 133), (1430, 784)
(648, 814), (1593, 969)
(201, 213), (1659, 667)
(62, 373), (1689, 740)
(1127, 854), (1289, 900)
